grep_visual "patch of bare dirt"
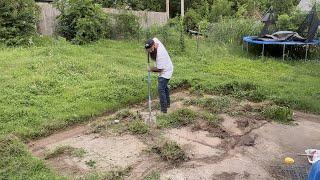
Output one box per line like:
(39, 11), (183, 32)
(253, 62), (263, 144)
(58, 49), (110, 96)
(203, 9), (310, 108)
(28, 91), (320, 180)
(165, 127), (224, 159)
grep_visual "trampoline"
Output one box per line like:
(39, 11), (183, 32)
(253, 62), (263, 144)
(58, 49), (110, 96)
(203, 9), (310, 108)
(242, 5), (320, 60)
(243, 36), (320, 60)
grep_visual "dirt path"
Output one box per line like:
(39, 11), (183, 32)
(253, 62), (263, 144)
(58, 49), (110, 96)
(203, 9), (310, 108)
(28, 91), (320, 180)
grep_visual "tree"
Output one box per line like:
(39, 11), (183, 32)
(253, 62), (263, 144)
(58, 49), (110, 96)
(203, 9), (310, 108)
(55, 0), (110, 44)
(0, 0), (39, 46)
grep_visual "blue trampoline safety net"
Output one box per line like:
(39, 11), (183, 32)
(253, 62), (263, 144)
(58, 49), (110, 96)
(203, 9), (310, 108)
(243, 36), (320, 45)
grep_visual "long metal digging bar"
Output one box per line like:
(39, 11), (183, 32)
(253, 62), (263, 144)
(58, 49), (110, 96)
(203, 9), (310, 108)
(147, 53), (152, 125)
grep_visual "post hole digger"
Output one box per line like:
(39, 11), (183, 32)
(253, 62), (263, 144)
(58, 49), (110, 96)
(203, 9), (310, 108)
(146, 52), (152, 124)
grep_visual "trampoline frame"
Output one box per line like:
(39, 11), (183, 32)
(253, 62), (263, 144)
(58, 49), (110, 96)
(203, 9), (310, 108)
(243, 36), (320, 60)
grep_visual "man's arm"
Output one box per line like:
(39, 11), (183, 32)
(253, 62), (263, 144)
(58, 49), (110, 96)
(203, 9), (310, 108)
(149, 67), (163, 72)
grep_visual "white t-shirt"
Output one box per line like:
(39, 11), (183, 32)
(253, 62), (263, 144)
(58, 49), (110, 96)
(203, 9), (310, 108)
(153, 38), (174, 79)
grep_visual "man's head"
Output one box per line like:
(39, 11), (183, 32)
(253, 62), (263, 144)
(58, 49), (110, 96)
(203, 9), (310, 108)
(145, 39), (156, 53)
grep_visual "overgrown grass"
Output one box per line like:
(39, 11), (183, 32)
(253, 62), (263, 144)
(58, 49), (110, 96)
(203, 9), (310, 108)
(213, 82), (267, 102)
(0, 35), (319, 178)
(262, 105), (294, 124)
(0, 135), (63, 179)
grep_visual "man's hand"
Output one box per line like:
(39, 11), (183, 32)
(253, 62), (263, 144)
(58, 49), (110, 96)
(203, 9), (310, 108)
(147, 67), (163, 73)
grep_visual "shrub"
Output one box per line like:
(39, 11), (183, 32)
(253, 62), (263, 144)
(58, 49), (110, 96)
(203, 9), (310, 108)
(277, 14), (294, 30)
(112, 12), (141, 39)
(184, 9), (202, 31)
(262, 105), (294, 123)
(209, 0), (234, 22)
(207, 18), (263, 44)
(55, 0), (110, 44)
(0, 0), (39, 46)
(276, 10), (306, 32)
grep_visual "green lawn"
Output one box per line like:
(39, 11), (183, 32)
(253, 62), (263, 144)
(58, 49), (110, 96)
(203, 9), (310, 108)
(0, 37), (319, 179)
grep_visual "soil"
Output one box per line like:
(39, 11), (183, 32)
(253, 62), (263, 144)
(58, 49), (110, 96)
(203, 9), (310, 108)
(28, 91), (320, 180)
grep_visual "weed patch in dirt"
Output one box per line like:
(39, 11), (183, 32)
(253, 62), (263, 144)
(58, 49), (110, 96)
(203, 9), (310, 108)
(201, 112), (224, 125)
(45, 145), (86, 159)
(84, 166), (132, 180)
(151, 140), (187, 165)
(184, 96), (231, 113)
(115, 109), (141, 121)
(156, 108), (197, 128)
(89, 110), (146, 135)
(128, 120), (149, 135)
(142, 171), (160, 180)
(262, 105), (294, 124)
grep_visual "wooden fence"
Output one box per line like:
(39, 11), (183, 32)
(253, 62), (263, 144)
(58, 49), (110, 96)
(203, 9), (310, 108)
(36, 3), (168, 36)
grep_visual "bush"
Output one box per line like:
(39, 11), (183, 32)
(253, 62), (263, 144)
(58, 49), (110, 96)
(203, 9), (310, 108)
(207, 18), (263, 44)
(0, 0), (39, 46)
(277, 14), (293, 30)
(184, 9), (202, 31)
(209, 0), (234, 22)
(55, 0), (110, 44)
(276, 10), (306, 32)
(112, 12), (141, 39)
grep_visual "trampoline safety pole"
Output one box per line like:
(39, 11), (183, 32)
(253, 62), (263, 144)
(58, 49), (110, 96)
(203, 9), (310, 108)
(282, 44), (286, 61)
(305, 45), (309, 61)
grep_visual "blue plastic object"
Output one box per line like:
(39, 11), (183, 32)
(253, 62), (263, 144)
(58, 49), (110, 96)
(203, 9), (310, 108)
(308, 161), (320, 180)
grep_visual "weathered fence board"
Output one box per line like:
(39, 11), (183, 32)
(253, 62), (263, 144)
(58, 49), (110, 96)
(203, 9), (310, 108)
(37, 3), (60, 36)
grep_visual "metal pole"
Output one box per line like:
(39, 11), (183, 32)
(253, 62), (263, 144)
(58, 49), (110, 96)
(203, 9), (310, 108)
(166, 0), (170, 20)
(282, 44), (286, 61)
(181, 0), (184, 17)
(262, 44), (265, 58)
(247, 42), (249, 53)
(305, 45), (309, 61)
(147, 53), (152, 124)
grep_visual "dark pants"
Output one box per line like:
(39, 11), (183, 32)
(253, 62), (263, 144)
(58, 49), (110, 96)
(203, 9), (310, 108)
(158, 77), (170, 113)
